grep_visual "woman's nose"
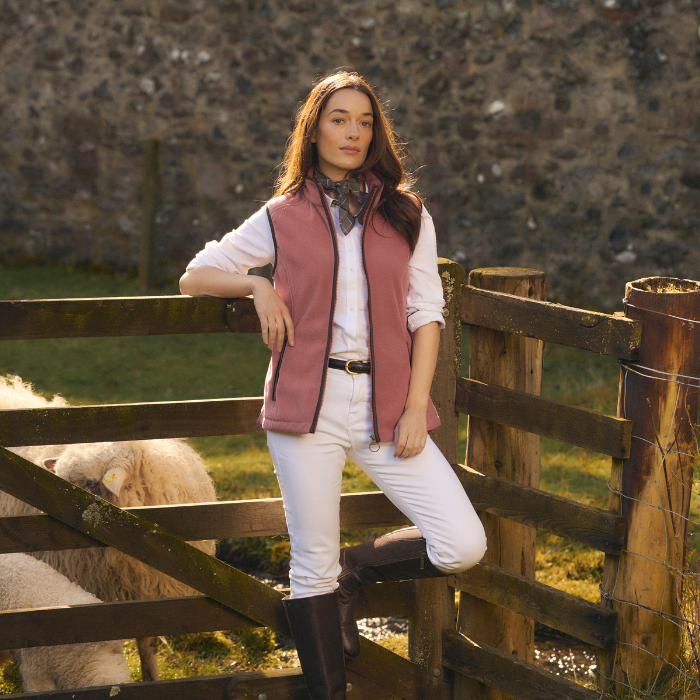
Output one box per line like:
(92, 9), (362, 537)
(346, 121), (360, 139)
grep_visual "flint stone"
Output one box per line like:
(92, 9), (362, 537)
(617, 142), (642, 161)
(648, 239), (689, 267)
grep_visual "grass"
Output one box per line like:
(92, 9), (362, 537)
(0, 263), (698, 696)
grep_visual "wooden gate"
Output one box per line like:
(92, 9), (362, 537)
(0, 262), (693, 699)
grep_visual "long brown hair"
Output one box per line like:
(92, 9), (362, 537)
(274, 71), (423, 253)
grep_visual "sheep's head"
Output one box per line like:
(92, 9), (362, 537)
(49, 442), (137, 506)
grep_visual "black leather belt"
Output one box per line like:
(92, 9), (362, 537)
(328, 358), (371, 375)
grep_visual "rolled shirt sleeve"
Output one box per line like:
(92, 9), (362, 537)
(185, 205), (275, 274)
(406, 206), (447, 332)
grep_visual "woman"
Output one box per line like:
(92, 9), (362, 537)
(180, 71), (486, 700)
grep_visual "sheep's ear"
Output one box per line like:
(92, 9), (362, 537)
(43, 459), (57, 471)
(101, 466), (128, 497)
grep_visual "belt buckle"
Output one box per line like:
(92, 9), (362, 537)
(345, 359), (361, 375)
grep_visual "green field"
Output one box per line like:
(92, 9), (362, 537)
(0, 264), (697, 696)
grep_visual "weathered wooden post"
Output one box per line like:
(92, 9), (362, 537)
(599, 276), (700, 693)
(408, 259), (465, 699)
(454, 267), (545, 700)
(139, 138), (160, 291)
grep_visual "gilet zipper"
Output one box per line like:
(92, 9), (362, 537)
(309, 182), (341, 433)
(360, 185), (381, 442)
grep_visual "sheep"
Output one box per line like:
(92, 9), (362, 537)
(38, 438), (218, 681)
(0, 553), (131, 691)
(0, 375), (219, 682)
(0, 375), (69, 517)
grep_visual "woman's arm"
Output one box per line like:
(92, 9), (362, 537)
(393, 321), (440, 458)
(179, 267), (294, 352)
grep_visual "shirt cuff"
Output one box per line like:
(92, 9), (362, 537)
(407, 310), (446, 333)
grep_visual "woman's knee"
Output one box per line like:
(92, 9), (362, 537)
(429, 528), (487, 574)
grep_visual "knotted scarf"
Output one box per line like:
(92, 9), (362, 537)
(313, 168), (368, 235)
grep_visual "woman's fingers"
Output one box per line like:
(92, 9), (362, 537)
(259, 316), (270, 346)
(283, 310), (295, 346)
(394, 427), (416, 459)
(393, 421), (428, 459)
(252, 280), (294, 350)
(258, 309), (293, 352)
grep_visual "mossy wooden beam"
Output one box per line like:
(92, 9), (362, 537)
(456, 377), (632, 458)
(0, 397), (264, 446)
(0, 492), (412, 553)
(0, 295), (260, 340)
(454, 463), (626, 554)
(0, 584), (411, 649)
(2, 667), (394, 700)
(443, 630), (601, 700)
(0, 447), (419, 700)
(0, 595), (257, 648)
(2, 669), (306, 700)
(462, 283), (642, 360)
(449, 562), (617, 649)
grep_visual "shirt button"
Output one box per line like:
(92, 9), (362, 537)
(350, 307), (355, 312)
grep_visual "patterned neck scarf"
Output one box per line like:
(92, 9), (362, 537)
(313, 168), (368, 235)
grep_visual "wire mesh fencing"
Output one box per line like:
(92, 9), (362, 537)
(598, 357), (700, 698)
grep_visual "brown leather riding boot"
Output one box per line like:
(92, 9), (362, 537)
(337, 527), (446, 660)
(282, 590), (347, 700)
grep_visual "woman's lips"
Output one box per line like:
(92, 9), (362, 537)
(341, 147), (360, 154)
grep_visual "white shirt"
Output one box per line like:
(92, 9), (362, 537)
(186, 195), (446, 361)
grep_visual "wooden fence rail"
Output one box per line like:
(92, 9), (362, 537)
(456, 377), (632, 458)
(0, 467), (624, 555)
(443, 630), (601, 700)
(462, 282), (642, 359)
(0, 584), (413, 650)
(0, 398), (264, 446)
(0, 296), (260, 340)
(1, 669), (315, 700)
(449, 563), (617, 650)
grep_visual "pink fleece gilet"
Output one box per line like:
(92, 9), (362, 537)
(256, 172), (441, 442)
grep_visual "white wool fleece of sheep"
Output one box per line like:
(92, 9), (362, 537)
(0, 375), (70, 518)
(50, 439), (217, 507)
(0, 553), (131, 692)
(37, 439), (217, 604)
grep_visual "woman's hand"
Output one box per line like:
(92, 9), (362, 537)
(250, 276), (295, 352)
(393, 406), (428, 459)
(180, 267), (294, 352)
(393, 321), (440, 459)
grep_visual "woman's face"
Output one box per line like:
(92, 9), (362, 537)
(312, 88), (374, 181)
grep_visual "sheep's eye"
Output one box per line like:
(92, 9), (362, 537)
(84, 478), (99, 489)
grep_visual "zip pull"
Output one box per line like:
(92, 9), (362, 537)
(369, 435), (380, 452)
(420, 553), (425, 571)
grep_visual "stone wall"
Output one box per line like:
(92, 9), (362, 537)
(1, 0), (699, 308)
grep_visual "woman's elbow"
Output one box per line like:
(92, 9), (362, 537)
(179, 271), (193, 295)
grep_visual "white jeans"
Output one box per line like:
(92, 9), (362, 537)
(267, 367), (487, 599)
